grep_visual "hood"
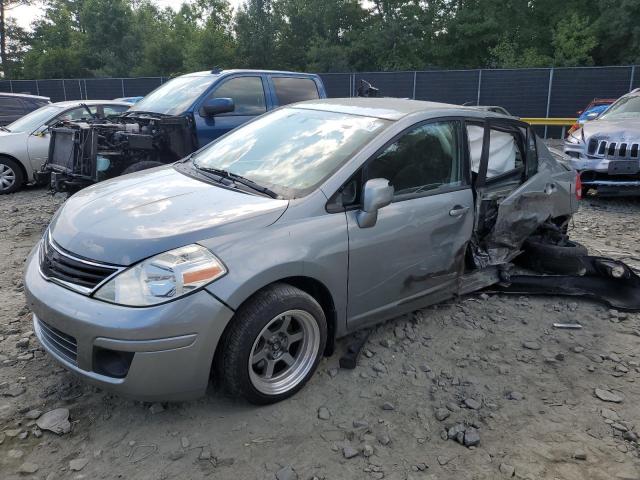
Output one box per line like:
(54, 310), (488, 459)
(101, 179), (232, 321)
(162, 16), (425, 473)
(581, 118), (640, 142)
(0, 129), (27, 139)
(49, 166), (289, 265)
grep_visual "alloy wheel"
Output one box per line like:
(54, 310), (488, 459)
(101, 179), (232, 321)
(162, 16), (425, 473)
(0, 163), (16, 191)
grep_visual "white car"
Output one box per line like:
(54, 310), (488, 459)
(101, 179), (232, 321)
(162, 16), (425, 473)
(0, 100), (130, 194)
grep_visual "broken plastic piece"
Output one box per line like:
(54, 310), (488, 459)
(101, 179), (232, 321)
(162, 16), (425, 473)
(553, 323), (583, 329)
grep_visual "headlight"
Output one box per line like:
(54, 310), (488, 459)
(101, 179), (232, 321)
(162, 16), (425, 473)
(566, 129), (583, 144)
(94, 244), (226, 306)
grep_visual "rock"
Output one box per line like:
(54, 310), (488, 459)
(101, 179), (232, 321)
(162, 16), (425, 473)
(372, 362), (387, 374)
(419, 363), (431, 372)
(36, 408), (70, 435)
(180, 436), (190, 448)
(498, 365), (509, 375)
(437, 456), (452, 466)
(522, 341), (541, 350)
(499, 463), (515, 477)
(601, 408), (619, 421)
(608, 353), (621, 363)
(573, 451), (587, 461)
(447, 423), (466, 440)
(15, 338), (29, 349)
(463, 428), (480, 447)
(594, 388), (624, 403)
(276, 465), (298, 480)
(434, 408), (450, 421)
(382, 402), (395, 411)
(2, 385), (26, 397)
(363, 444), (374, 457)
(464, 398), (481, 410)
(168, 450), (185, 461)
(353, 419), (369, 429)
(198, 447), (211, 461)
(377, 433), (391, 446)
(615, 364), (629, 373)
(18, 462), (39, 474)
(343, 445), (359, 459)
(327, 368), (338, 378)
(379, 339), (394, 348)
(507, 391), (524, 401)
(69, 458), (89, 471)
(24, 409), (42, 420)
(446, 402), (460, 412)
(572, 346), (584, 353)
(149, 403), (164, 414)
(623, 431), (638, 442)
(318, 406), (331, 420)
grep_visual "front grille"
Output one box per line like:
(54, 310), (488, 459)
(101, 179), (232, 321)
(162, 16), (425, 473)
(588, 139), (640, 159)
(38, 317), (78, 364)
(39, 234), (118, 291)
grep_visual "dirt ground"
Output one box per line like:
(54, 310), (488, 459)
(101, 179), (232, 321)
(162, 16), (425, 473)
(1, 185), (640, 480)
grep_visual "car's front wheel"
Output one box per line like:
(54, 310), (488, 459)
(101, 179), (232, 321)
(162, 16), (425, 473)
(220, 283), (327, 404)
(0, 157), (24, 194)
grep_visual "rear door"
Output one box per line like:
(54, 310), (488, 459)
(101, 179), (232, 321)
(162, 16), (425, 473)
(344, 119), (474, 329)
(194, 75), (269, 148)
(268, 76), (321, 107)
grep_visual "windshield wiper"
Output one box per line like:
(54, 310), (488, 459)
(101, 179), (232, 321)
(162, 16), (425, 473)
(0, 126), (10, 132)
(194, 165), (280, 199)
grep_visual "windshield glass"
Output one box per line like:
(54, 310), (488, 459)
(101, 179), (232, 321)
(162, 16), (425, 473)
(6, 104), (64, 133)
(191, 107), (390, 198)
(599, 96), (640, 120)
(130, 75), (214, 115)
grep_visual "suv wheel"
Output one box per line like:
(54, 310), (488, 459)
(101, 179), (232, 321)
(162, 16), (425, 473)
(0, 158), (23, 194)
(220, 283), (327, 404)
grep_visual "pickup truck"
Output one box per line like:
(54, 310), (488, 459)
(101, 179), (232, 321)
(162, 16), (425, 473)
(43, 69), (327, 192)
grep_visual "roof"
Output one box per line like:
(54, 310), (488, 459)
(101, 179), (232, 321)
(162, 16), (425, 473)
(291, 97), (476, 121)
(0, 92), (50, 101)
(182, 69), (319, 78)
(50, 100), (131, 107)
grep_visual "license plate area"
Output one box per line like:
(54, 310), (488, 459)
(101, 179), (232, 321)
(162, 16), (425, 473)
(608, 160), (640, 175)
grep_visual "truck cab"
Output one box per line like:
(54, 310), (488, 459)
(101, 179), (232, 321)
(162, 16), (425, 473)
(129, 69), (327, 147)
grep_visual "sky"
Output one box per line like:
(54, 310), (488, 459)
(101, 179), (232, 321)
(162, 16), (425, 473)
(8, 0), (245, 30)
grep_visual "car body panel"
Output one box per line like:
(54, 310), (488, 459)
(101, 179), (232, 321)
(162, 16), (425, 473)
(26, 97), (577, 400)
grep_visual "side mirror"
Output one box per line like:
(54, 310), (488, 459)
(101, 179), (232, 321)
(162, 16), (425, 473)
(357, 178), (393, 228)
(199, 97), (234, 117)
(586, 111), (599, 121)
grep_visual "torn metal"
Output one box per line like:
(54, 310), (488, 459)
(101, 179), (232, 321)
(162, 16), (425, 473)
(490, 256), (640, 312)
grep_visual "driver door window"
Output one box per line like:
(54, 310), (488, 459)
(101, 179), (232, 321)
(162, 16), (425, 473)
(210, 77), (266, 116)
(59, 106), (98, 122)
(366, 121), (462, 198)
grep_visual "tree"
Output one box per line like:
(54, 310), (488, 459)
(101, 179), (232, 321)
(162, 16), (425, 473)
(0, 0), (31, 78)
(552, 13), (596, 66)
(234, 0), (280, 68)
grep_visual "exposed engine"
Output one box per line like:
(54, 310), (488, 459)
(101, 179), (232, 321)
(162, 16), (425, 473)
(45, 113), (196, 193)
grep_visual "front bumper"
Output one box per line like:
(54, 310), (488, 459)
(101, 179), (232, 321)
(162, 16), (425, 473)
(24, 243), (235, 401)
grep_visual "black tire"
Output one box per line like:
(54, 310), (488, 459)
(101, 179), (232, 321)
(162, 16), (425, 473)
(519, 236), (588, 274)
(121, 160), (164, 175)
(219, 283), (327, 404)
(0, 157), (24, 194)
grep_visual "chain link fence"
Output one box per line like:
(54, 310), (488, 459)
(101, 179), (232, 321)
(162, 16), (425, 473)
(0, 65), (637, 133)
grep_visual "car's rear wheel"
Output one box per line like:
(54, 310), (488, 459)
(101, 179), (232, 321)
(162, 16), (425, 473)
(220, 283), (327, 404)
(0, 158), (24, 194)
(518, 235), (588, 274)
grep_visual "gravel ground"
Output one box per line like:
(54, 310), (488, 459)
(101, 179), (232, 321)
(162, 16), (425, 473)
(1, 185), (640, 480)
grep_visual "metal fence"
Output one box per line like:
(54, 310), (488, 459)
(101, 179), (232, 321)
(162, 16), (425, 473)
(0, 65), (637, 135)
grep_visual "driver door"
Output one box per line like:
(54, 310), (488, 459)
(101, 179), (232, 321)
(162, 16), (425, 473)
(345, 119), (474, 329)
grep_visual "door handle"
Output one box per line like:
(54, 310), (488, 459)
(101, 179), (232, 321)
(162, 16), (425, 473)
(449, 205), (470, 217)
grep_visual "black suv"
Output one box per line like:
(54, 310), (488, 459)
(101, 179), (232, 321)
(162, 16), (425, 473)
(0, 93), (50, 125)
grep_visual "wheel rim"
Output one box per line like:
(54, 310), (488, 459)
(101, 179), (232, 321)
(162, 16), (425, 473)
(0, 163), (16, 191)
(248, 309), (320, 396)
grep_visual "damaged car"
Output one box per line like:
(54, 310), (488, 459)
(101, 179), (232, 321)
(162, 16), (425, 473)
(43, 69), (326, 193)
(25, 98), (580, 404)
(564, 88), (640, 196)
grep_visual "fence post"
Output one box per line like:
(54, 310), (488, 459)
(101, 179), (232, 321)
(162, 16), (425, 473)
(630, 65), (636, 92)
(121, 78), (125, 97)
(352, 73), (356, 97)
(83, 79), (88, 100)
(544, 68), (554, 139)
(35, 80), (40, 96)
(412, 71), (417, 99)
(9, 80), (12, 93)
(61, 80), (67, 101)
(476, 69), (482, 106)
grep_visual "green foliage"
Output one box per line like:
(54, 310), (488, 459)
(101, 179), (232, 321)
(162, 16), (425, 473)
(2, 0), (639, 79)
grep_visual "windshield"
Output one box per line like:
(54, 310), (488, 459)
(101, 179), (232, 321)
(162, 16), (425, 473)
(599, 95), (640, 120)
(6, 104), (64, 133)
(130, 75), (214, 115)
(191, 107), (390, 198)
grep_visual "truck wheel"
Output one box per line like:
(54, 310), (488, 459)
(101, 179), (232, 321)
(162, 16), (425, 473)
(220, 283), (327, 404)
(519, 236), (588, 274)
(0, 157), (24, 194)
(121, 161), (164, 175)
